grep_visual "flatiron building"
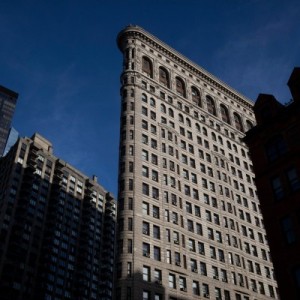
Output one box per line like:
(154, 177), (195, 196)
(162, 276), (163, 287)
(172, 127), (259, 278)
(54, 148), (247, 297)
(115, 25), (279, 300)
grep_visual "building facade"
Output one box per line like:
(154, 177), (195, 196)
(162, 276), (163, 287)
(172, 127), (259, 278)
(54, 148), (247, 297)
(0, 133), (116, 300)
(244, 68), (300, 299)
(0, 85), (18, 156)
(115, 25), (278, 300)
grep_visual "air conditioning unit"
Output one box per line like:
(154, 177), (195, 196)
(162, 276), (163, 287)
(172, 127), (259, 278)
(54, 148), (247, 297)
(180, 287), (187, 291)
(153, 212), (158, 218)
(213, 275), (219, 280)
(172, 200), (177, 205)
(192, 268), (198, 273)
(143, 229), (148, 234)
(200, 250), (205, 255)
(174, 240), (179, 244)
(222, 278), (227, 282)
(175, 261), (181, 266)
(195, 212), (200, 217)
(143, 252), (150, 257)
(204, 293), (209, 298)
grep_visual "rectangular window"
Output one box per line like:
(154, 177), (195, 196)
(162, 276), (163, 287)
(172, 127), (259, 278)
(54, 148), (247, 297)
(143, 266), (150, 281)
(287, 167), (300, 191)
(153, 225), (160, 239)
(128, 239), (132, 253)
(143, 291), (150, 300)
(200, 262), (207, 275)
(143, 221), (150, 235)
(169, 273), (176, 289)
(179, 276), (187, 291)
(142, 183), (149, 196)
(143, 243), (150, 257)
(281, 216), (296, 244)
(193, 281), (200, 295)
(154, 246), (161, 261)
(271, 176), (284, 200)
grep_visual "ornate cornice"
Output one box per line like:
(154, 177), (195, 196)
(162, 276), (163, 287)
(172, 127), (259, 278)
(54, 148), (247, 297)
(117, 25), (254, 110)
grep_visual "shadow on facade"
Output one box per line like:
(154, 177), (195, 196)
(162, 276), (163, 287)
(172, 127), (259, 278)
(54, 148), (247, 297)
(0, 142), (116, 300)
(116, 271), (190, 300)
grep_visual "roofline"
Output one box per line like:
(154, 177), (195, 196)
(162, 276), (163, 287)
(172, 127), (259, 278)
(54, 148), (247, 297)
(117, 25), (254, 109)
(0, 85), (19, 99)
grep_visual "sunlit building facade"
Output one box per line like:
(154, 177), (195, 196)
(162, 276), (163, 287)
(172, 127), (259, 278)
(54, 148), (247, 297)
(0, 133), (116, 300)
(115, 25), (278, 300)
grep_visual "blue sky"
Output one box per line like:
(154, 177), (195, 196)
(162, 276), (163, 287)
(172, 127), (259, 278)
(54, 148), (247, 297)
(0, 0), (299, 196)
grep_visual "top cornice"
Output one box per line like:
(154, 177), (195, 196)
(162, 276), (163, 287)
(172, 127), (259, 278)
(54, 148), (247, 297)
(117, 25), (254, 109)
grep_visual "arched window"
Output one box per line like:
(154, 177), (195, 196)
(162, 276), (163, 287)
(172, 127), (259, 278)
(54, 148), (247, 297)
(191, 86), (201, 107)
(161, 104), (166, 113)
(142, 56), (153, 78)
(175, 77), (186, 98)
(233, 113), (244, 132)
(159, 67), (170, 88)
(203, 127), (208, 136)
(206, 96), (217, 116)
(196, 124), (201, 132)
(168, 108), (174, 118)
(186, 118), (191, 127)
(227, 141), (232, 149)
(211, 132), (217, 141)
(220, 104), (230, 124)
(178, 114), (184, 123)
(123, 89), (128, 98)
(142, 94), (147, 103)
(246, 120), (254, 131)
(150, 98), (156, 107)
(218, 136), (223, 145)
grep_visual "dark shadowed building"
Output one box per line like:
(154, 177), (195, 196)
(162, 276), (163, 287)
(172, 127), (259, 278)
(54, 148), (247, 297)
(0, 85), (18, 156)
(244, 68), (300, 300)
(0, 133), (116, 300)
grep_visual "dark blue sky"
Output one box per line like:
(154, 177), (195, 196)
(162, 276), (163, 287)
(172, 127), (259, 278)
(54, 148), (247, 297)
(0, 0), (299, 196)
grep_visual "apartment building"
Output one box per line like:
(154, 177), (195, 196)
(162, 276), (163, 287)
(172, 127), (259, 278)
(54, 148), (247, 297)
(115, 25), (278, 300)
(0, 133), (116, 300)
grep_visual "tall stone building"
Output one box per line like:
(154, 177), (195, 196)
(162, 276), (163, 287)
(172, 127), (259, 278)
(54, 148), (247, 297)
(0, 85), (18, 156)
(0, 133), (116, 300)
(115, 25), (278, 300)
(244, 68), (300, 300)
